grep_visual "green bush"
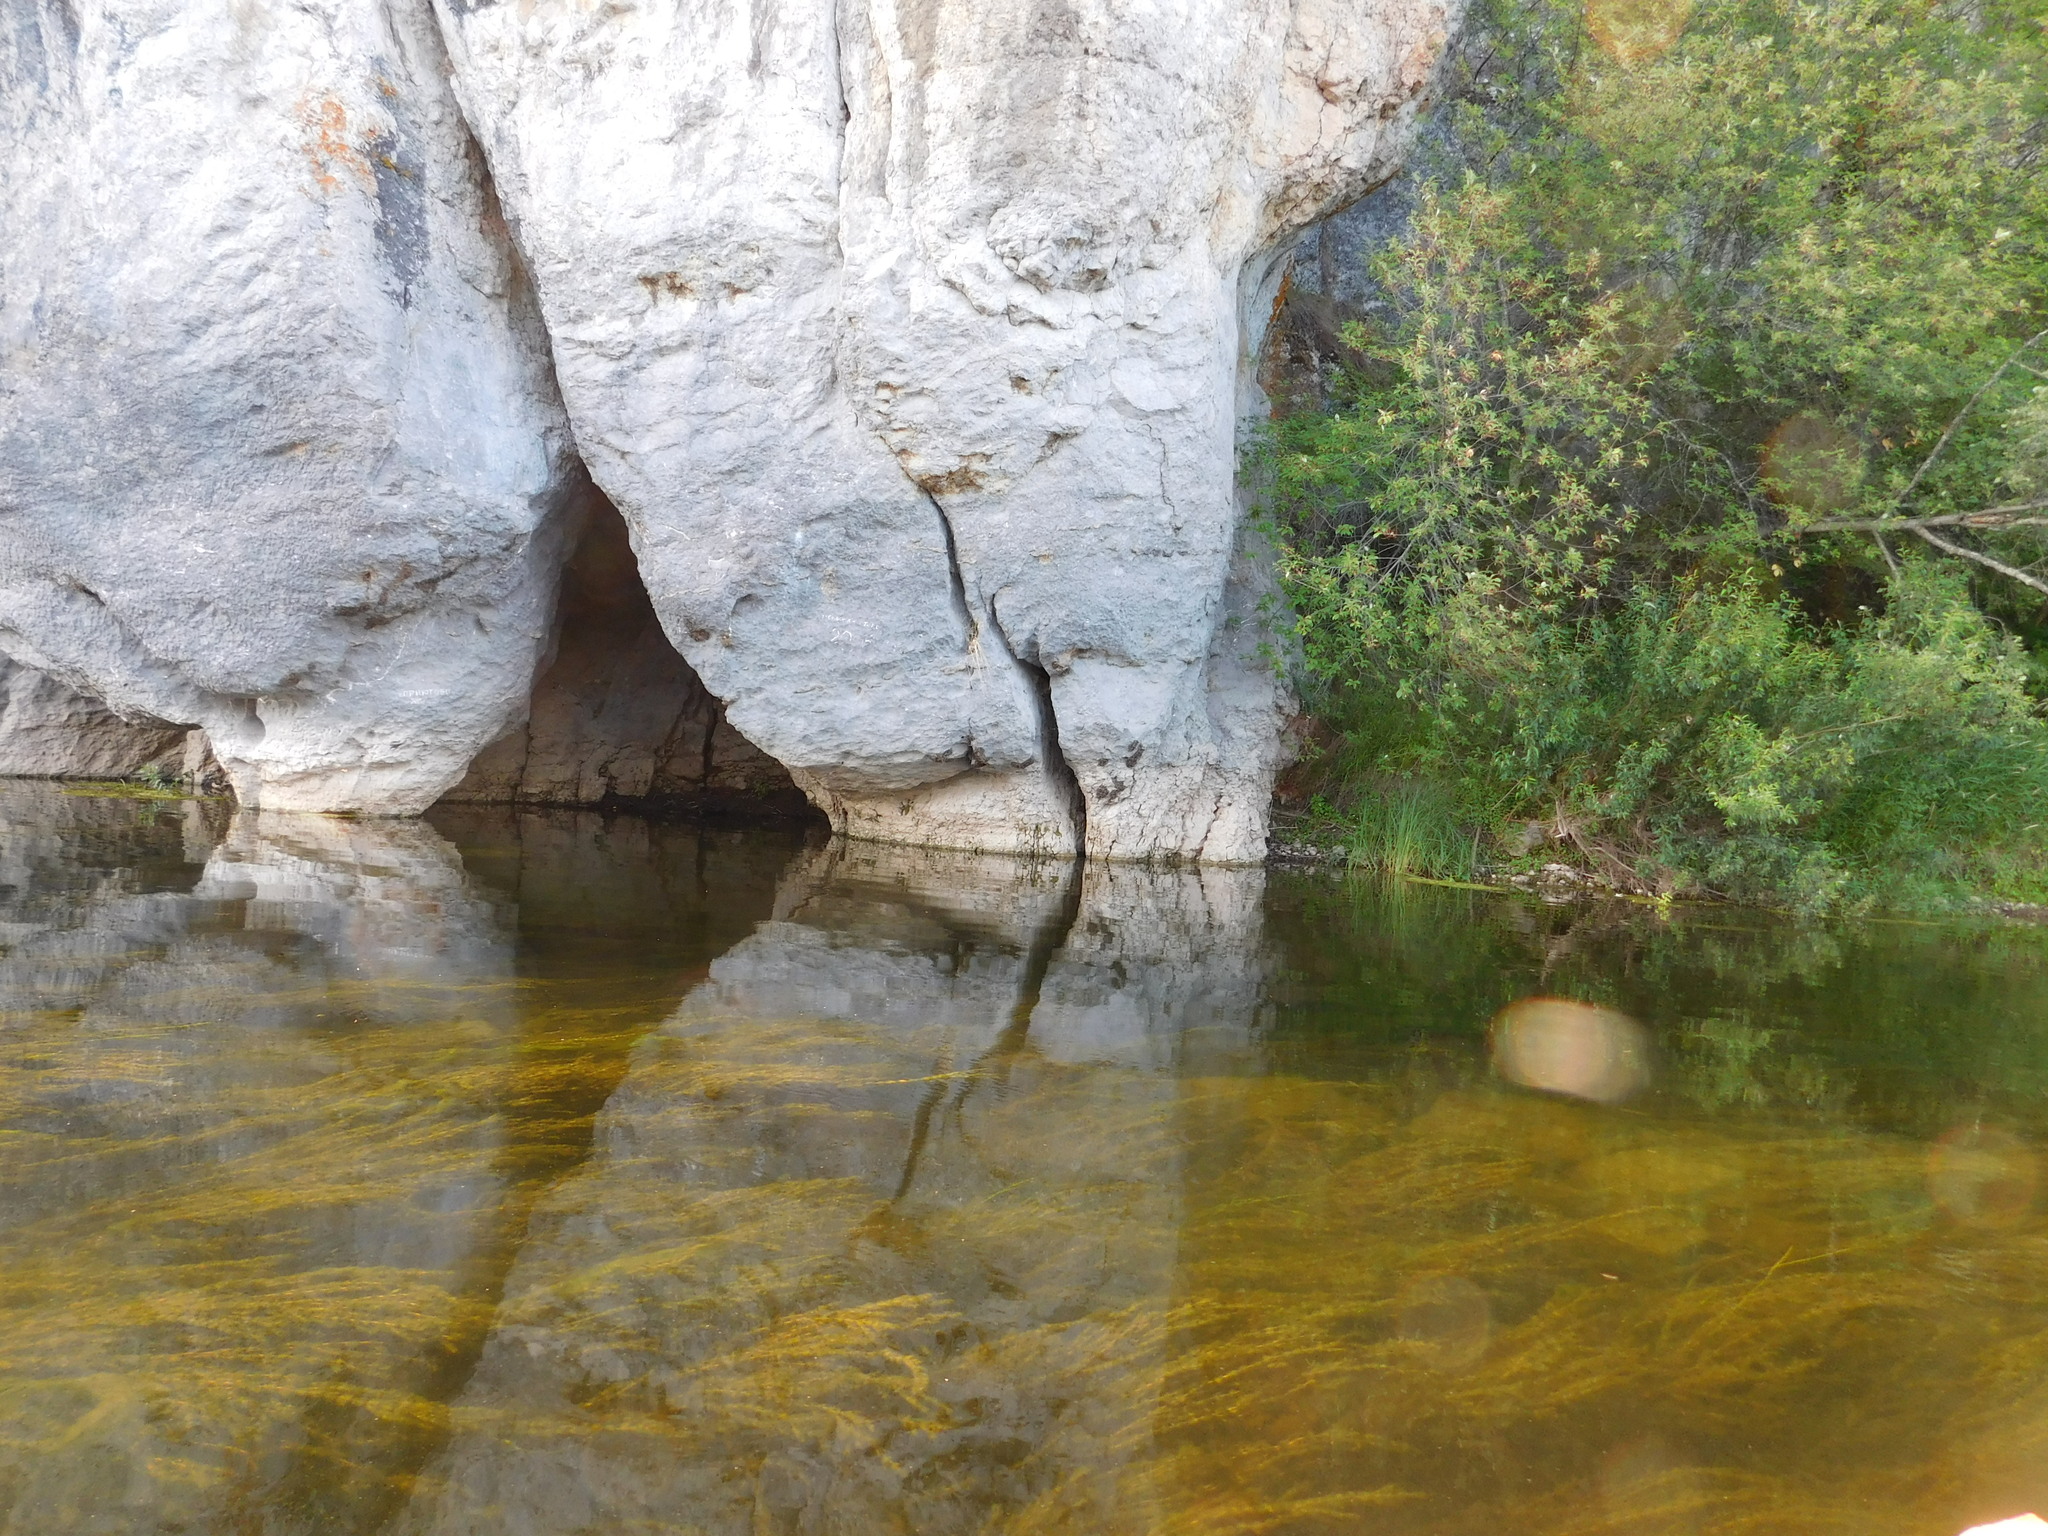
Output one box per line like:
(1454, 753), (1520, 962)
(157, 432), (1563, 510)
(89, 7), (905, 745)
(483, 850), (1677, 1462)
(1270, 0), (2048, 912)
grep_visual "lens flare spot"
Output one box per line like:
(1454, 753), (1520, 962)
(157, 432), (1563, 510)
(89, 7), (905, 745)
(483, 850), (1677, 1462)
(1761, 413), (1864, 517)
(1961, 1520), (2048, 1535)
(1601, 1436), (1708, 1532)
(1610, 274), (1690, 377)
(1491, 997), (1651, 1105)
(1586, 0), (1694, 63)
(1393, 1274), (1492, 1371)
(1928, 1126), (2039, 1229)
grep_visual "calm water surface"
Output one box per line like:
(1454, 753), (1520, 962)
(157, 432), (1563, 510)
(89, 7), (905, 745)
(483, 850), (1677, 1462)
(2, 783), (2047, 1535)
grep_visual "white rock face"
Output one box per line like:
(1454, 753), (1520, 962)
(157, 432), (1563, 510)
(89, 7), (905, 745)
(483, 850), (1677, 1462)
(2, 0), (1450, 860)
(0, 0), (578, 813)
(433, 0), (1452, 862)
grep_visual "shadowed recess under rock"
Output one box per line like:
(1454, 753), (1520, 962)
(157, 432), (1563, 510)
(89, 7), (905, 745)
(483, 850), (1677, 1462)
(440, 486), (813, 821)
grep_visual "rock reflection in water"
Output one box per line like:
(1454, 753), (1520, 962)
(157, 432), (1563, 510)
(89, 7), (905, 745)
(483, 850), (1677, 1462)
(0, 789), (786, 1536)
(7, 794), (2048, 1534)
(395, 841), (1272, 1536)
(0, 797), (522, 1533)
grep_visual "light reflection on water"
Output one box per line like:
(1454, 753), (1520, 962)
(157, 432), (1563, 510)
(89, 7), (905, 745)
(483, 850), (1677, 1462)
(2, 783), (2047, 1534)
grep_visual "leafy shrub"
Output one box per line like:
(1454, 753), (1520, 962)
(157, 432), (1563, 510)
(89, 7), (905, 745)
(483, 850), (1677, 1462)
(1269, 0), (2048, 911)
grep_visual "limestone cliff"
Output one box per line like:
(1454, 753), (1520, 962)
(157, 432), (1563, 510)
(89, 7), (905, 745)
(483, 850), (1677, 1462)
(0, 0), (579, 812)
(1, 0), (1454, 862)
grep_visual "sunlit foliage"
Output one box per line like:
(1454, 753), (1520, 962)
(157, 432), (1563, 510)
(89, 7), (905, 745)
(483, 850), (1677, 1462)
(1269, 0), (2048, 910)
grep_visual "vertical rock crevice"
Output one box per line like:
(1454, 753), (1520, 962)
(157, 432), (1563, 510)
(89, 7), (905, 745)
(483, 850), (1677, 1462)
(923, 489), (982, 654)
(920, 484), (1087, 857)
(1006, 646), (1087, 859)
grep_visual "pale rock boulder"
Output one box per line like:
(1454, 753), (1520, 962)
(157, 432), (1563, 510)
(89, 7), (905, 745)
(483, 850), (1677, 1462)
(432, 0), (1453, 862)
(0, 654), (188, 779)
(832, 0), (1451, 862)
(0, 0), (577, 813)
(431, 0), (1068, 856)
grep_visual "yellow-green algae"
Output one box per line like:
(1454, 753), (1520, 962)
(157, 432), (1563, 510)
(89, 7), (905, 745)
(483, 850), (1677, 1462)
(0, 785), (2045, 1534)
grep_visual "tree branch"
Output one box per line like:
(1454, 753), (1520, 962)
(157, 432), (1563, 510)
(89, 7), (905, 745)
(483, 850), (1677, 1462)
(1794, 499), (2048, 595)
(1789, 499), (2048, 534)
(1912, 525), (2048, 598)
(1892, 328), (2048, 512)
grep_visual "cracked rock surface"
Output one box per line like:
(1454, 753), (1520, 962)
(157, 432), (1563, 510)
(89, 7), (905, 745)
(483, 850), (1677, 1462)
(3, 0), (1453, 861)
(0, 0), (579, 813)
(437, 0), (1451, 862)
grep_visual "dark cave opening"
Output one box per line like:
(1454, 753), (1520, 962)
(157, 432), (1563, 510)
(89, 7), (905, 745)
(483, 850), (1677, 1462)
(438, 481), (814, 823)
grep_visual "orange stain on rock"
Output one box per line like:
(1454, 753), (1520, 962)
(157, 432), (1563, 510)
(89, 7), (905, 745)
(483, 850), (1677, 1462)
(297, 94), (373, 196)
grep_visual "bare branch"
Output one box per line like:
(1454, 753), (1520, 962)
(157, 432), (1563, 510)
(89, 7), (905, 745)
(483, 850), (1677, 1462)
(1913, 525), (2048, 598)
(1782, 712), (1911, 743)
(1790, 499), (2048, 534)
(1796, 495), (2048, 595)
(1893, 328), (2048, 511)
(1950, 500), (2048, 525)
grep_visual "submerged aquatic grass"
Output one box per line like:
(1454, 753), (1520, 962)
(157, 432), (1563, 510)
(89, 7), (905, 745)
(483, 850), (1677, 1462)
(2, 788), (2047, 1534)
(1155, 1078), (2048, 1534)
(390, 1008), (2048, 1536)
(0, 975), (672, 1533)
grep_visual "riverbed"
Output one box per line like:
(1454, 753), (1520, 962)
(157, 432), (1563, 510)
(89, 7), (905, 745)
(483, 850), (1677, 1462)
(0, 782), (2043, 1535)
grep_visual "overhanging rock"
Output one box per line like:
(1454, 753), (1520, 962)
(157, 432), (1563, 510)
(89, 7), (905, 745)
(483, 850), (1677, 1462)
(3, 0), (1455, 862)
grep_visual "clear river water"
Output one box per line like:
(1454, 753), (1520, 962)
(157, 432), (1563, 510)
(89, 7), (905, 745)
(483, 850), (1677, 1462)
(1, 782), (2046, 1535)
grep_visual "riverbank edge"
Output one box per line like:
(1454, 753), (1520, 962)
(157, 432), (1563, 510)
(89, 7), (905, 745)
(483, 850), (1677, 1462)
(1265, 837), (2048, 925)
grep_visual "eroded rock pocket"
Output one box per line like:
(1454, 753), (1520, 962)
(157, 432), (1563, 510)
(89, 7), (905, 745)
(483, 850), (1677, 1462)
(439, 484), (812, 822)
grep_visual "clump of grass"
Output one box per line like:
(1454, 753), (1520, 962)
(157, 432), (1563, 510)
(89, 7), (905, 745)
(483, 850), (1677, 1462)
(1345, 782), (1477, 881)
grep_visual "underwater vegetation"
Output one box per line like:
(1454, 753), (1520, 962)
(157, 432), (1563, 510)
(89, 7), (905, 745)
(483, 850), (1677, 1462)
(0, 790), (2046, 1533)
